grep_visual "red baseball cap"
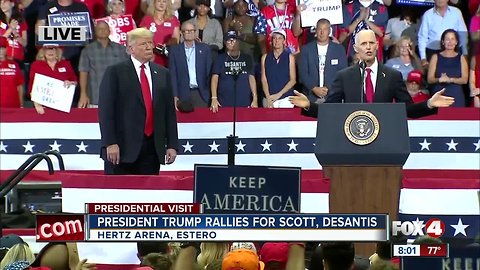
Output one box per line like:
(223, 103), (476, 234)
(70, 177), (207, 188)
(407, 70), (423, 85)
(259, 242), (289, 264)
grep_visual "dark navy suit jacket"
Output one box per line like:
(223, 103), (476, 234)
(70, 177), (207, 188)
(299, 40), (348, 102)
(304, 63), (437, 119)
(168, 42), (212, 103)
(98, 59), (178, 164)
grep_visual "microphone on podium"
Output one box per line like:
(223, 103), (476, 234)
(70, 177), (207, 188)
(359, 61), (366, 104)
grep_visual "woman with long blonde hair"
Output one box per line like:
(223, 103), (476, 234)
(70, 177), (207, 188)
(139, 0), (180, 67)
(196, 242), (229, 269)
(0, 243), (35, 269)
(385, 36), (422, 80)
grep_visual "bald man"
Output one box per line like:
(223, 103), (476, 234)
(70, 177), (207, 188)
(290, 29), (454, 118)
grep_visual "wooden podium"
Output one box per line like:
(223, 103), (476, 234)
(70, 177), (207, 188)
(315, 103), (410, 257)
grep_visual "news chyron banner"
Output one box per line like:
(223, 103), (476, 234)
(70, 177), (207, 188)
(35, 203), (388, 242)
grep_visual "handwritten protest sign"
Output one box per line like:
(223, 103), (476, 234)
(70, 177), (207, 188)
(48, 12), (92, 39)
(31, 74), (76, 113)
(297, 0), (343, 28)
(96, 15), (135, 46)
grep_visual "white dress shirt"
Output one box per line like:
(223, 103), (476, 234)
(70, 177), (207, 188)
(131, 56), (153, 96)
(362, 58), (379, 94)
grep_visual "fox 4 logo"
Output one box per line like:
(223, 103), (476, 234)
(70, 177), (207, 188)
(392, 218), (445, 238)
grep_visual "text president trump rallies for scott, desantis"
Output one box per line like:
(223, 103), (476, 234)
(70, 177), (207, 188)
(289, 29), (455, 117)
(99, 28), (179, 175)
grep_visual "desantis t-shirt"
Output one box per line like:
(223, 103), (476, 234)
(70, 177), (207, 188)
(212, 52), (254, 107)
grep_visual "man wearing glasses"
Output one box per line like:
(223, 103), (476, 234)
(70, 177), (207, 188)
(169, 22), (213, 109)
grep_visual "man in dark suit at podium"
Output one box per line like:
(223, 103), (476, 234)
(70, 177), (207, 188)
(99, 28), (179, 175)
(290, 29), (454, 118)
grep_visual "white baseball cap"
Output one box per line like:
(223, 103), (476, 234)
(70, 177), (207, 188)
(271, 28), (286, 39)
(230, 242), (257, 253)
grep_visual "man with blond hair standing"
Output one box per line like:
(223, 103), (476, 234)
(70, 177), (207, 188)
(99, 28), (178, 175)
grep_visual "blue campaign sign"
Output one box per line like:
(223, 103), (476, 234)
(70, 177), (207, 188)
(48, 12), (92, 39)
(194, 165), (301, 214)
(402, 245), (480, 269)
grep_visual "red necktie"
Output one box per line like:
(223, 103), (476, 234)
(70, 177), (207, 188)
(140, 64), (153, 136)
(365, 67), (374, 103)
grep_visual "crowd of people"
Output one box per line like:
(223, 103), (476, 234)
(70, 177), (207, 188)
(0, 0), (479, 112)
(1, 232), (448, 270)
